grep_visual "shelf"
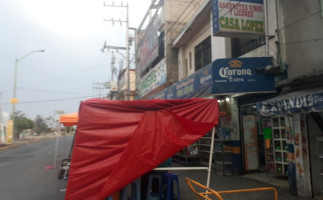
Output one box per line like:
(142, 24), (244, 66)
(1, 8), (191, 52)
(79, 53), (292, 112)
(273, 150), (287, 152)
(214, 150), (232, 153)
(273, 138), (287, 141)
(215, 161), (232, 165)
(172, 154), (200, 166)
(200, 137), (212, 140)
(275, 161), (288, 164)
(199, 144), (211, 147)
(214, 139), (233, 141)
(199, 150), (212, 153)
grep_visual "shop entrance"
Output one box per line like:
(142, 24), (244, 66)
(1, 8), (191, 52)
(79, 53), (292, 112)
(240, 104), (266, 173)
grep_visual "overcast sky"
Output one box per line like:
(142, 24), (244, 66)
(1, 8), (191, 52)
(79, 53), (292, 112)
(0, 0), (151, 123)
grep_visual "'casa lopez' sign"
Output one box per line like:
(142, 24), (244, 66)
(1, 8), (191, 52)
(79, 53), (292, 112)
(212, 0), (265, 37)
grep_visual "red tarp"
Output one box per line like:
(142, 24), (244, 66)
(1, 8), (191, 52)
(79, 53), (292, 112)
(65, 98), (219, 200)
(59, 112), (78, 126)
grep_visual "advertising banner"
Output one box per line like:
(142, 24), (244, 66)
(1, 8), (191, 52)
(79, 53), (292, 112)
(137, 14), (160, 74)
(257, 90), (323, 116)
(212, 0), (265, 37)
(150, 62), (213, 99)
(139, 59), (166, 97)
(6, 120), (13, 144)
(211, 57), (275, 94)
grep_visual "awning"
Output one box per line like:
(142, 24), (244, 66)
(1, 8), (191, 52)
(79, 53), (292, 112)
(65, 98), (219, 200)
(59, 112), (78, 126)
(256, 87), (323, 116)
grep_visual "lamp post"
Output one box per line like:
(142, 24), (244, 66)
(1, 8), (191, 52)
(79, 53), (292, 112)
(11, 50), (45, 142)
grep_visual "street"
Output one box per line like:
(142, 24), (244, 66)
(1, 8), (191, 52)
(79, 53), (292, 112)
(0, 135), (73, 200)
(0, 134), (311, 200)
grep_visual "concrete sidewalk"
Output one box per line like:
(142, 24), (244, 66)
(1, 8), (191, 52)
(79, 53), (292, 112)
(0, 134), (60, 151)
(169, 163), (309, 200)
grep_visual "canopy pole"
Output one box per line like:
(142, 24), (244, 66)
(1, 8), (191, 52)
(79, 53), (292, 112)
(54, 135), (59, 168)
(206, 127), (215, 188)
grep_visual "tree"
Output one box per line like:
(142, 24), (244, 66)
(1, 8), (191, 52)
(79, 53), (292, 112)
(13, 111), (34, 138)
(34, 115), (50, 134)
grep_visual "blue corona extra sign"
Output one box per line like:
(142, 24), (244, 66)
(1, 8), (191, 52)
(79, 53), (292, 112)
(211, 57), (276, 94)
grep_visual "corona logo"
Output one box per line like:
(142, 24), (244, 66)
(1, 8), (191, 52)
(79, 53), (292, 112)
(229, 60), (242, 68)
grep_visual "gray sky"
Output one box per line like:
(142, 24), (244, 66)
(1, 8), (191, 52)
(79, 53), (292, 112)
(0, 0), (150, 122)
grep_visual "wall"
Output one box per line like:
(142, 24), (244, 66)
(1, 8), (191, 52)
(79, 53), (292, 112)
(240, 0), (277, 62)
(307, 112), (323, 195)
(278, 0), (323, 80)
(178, 20), (211, 80)
(293, 113), (312, 197)
(164, 0), (207, 83)
(130, 70), (136, 92)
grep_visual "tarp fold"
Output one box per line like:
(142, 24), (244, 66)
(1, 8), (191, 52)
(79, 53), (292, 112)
(66, 98), (219, 200)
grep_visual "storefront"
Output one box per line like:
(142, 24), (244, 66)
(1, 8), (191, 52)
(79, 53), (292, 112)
(149, 57), (277, 175)
(256, 87), (323, 197)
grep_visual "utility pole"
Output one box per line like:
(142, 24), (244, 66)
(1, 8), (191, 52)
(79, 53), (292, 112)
(93, 82), (109, 98)
(104, 1), (130, 100)
(111, 51), (116, 82)
(0, 93), (5, 143)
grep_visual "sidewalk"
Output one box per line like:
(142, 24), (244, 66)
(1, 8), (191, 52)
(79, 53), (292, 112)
(0, 134), (59, 151)
(169, 162), (309, 200)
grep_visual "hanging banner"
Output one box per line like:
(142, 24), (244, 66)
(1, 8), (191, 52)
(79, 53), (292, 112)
(139, 59), (167, 97)
(137, 13), (161, 74)
(212, 0), (265, 37)
(257, 89), (323, 116)
(149, 62), (213, 99)
(211, 57), (276, 95)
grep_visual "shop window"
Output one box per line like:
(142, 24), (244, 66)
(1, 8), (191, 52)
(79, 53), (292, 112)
(194, 36), (211, 71)
(231, 37), (265, 58)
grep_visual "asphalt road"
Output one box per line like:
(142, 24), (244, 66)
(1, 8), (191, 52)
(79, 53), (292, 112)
(0, 135), (73, 200)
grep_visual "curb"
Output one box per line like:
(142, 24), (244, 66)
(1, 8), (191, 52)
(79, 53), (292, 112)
(0, 135), (60, 151)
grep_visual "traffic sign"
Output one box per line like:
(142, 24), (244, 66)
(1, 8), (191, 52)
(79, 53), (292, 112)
(10, 98), (18, 104)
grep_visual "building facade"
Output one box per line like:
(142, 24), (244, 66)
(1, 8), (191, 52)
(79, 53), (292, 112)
(135, 0), (207, 99)
(135, 0), (323, 198)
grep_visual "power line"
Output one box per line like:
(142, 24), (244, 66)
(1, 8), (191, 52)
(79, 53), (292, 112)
(1, 95), (98, 105)
(278, 10), (321, 31)
(280, 37), (323, 46)
(16, 87), (90, 95)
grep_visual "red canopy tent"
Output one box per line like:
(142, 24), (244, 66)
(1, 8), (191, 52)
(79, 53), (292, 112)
(65, 98), (219, 200)
(59, 112), (78, 126)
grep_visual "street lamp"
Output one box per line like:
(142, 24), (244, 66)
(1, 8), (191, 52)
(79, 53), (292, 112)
(11, 50), (45, 142)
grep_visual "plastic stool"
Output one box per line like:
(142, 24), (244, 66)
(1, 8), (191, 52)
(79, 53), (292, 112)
(146, 174), (162, 200)
(106, 191), (120, 200)
(121, 178), (141, 200)
(162, 173), (180, 200)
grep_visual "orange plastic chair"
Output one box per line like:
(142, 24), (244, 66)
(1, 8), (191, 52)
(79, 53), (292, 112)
(186, 178), (278, 200)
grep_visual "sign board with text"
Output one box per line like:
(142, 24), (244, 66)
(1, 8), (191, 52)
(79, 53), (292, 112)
(212, 0), (265, 37)
(139, 59), (167, 97)
(211, 57), (276, 94)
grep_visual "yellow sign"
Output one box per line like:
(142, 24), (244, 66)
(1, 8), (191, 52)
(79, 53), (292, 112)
(6, 120), (13, 144)
(10, 98), (18, 104)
